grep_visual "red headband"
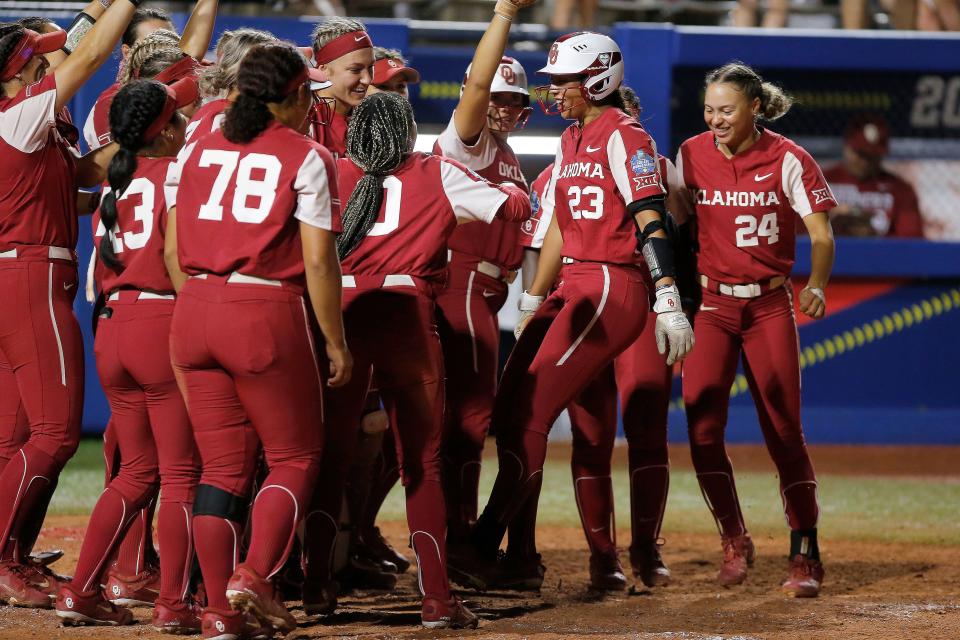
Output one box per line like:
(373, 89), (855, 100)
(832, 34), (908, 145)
(136, 54), (198, 84)
(282, 66), (310, 97)
(1, 29), (67, 82)
(313, 31), (372, 66)
(142, 77), (199, 143)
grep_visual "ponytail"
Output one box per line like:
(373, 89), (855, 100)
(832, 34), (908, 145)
(705, 61), (793, 121)
(337, 92), (413, 260)
(223, 43), (307, 144)
(100, 80), (170, 271)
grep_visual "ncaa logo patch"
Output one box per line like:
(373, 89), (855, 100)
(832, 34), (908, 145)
(599, 53), (611, 68)
(630, 150), (655, 175)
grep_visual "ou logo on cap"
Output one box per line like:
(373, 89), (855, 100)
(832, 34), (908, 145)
(549, 43), (559, 65)
(388, 59), (398, 67)
(500, 65), (516, 85)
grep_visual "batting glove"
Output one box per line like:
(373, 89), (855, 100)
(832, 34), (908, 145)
(653, 284), (694, 365)
(515, 291), (544, 340)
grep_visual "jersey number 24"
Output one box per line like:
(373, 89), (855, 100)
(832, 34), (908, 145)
(735, 212), (780, 247)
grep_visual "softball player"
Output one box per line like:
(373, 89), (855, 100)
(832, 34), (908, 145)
(449, 31), (694, 590)
(56, 78), (201, 629)
(0, 4), (141, 608)
(307, 17), (374, 156)
(303, 91), (528, 628)
(166, 43), (348, 636)
(433, 0), (533, 547)
(677, 62), (835, 597)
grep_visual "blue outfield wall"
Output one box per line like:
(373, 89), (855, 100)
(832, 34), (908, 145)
(3, 13), (957, 443)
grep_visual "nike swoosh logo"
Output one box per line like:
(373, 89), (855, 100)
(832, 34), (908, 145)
(482, 290), (496, 298)
(590, 526), (606, 533)
(64, 282), (75, 290)
(585, 145), (601, 152)
(354, 35), (367, 42)
(754, 172), (773, 182)
(699, 305), (718, 311)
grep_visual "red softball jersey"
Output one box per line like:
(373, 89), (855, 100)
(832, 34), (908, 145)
(0, 75), (79, 248)
(93, 157), (177, 295)
(546, 107), (665, 265)
(677, 128), (837, 283)
(823, 163), (923, 237)
(83, 82), (119, 151)
(311, 106), (348, 158)
(520, 163), (553, 250)
(166, 120), (341, 283)
(336, 152), (516, 283)
(434, 115), (528, 270)
(185, 98), (229, 143)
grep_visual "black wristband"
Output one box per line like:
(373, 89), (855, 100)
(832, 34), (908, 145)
(641, 235), (676, 283)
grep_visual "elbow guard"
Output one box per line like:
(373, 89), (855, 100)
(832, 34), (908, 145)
(63, 12), (96, 54)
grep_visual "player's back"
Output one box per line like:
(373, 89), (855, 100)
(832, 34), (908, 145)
(170, 121), (339, 283)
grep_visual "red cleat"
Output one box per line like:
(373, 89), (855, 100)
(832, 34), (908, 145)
(782, 555), (825, 598)
(153, 599), (202, 635)
(630, 540), (672, 588)
(226, 565), (296, 635)
(0, 561), (53, 608)
(201, 606), (270, 640)
(104, 566), (161, 606)
(717, 533), (756, 586)
(56, 583), (134, 626)
(421, 596), (479, 629)
(589, 551), (628, 591)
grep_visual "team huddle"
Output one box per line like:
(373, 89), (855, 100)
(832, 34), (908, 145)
(0, 0), (838, 636)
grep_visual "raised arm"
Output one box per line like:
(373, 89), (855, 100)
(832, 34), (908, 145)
(179, 0), (219, 60)
(54, 0), (138, 113)
(453, 0), (531, 144)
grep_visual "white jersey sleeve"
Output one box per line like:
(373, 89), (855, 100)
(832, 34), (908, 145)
(164, 142), (197, 209)
(293, 148), (336, 230)
(439, 158), (508, 225)
(0, 77), (57, 154)
(435, 113), (497, 172)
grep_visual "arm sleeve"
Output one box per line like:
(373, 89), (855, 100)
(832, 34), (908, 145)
(782, 148), (838, 217)
(434, 113), (497, 170)
(439, 157), (513, 224)
(164, 142), (197, 209)
(606, 125), (666, 209)
(293, 146), (341, 232)
(0, 75), (58, 153)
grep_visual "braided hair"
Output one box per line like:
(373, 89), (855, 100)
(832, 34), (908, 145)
(118, 29), (180, 85)
(337, 92), (414, 259)
(99, 80), (171, 271)
(200, 28), (274, 99)
(223, 43), (306, 144)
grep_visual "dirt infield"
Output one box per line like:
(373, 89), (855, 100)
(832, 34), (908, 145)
(0, 444), (957, 639)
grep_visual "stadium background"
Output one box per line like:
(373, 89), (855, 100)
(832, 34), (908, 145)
(2, 13), (957, 445)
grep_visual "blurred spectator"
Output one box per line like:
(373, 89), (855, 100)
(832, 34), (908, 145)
(551, 0), (600, 29)
(733, 0), (790, 27)
(824, 115), (925, 237)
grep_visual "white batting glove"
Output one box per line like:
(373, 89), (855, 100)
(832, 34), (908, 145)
(653, 284), (694, 365)
(515, 291), (544, 340)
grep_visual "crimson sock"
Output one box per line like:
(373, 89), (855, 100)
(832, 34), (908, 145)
(691, 445), (745, 538)
(628, 447), (669, 544)
(110, 506), (150, 576)
(0, 444), (61, 560)
(9, 479), (57, 563)
(573, 474), (616, 556)
(245, 468), (315, 579)
(157, 501), (193, 605)
(193, 515), (241, 610)
(72, 488), (137, 592)
(361, 438), (400, 534)
(506, 474), (541, 558)
(406, 475), (450, 601)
